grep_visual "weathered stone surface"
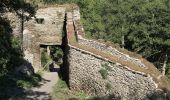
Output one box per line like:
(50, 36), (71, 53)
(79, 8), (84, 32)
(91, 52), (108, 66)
(23, 7), (66, 70)
(69, 48), (159, 100)
(1, 12), (21, 36)
(78, 38), (146, 68)
(4, 5), (167, 99)
(72, 7), (146, 69)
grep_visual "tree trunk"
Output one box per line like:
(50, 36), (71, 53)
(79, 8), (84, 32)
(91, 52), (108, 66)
(121, 35), (125, 49)
(162, 54), (168, 76)
(121, 26), (125, 49)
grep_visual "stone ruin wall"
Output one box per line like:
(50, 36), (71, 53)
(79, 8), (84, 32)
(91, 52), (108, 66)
(67, 6), (166, 99)
(23, 7), (66, 72)
(68, 47), (159, 99)
(3, 5), (167, 99)
(72, 7), (146, 68)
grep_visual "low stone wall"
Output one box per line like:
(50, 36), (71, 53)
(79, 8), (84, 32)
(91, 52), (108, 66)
(72, 7), (146, 69)
(78, 37), (146, 68)
(69, 48), (160, 99)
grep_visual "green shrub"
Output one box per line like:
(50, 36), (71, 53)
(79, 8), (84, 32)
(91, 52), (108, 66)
(17, 80), (32, 88)
(106, 83), (111, 90)
(99, 69), (108, 79)
(99, 63), (111, 79)
(102, 63), (111, 71)
(52, 78), (90, 100)
(16, 73), (42, 89)
(56, 79), (68, 89)
(50, 46), (63, 65)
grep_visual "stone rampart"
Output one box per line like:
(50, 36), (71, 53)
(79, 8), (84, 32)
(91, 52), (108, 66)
(69, 47), (159, 99)
(67, 6), (167, 99)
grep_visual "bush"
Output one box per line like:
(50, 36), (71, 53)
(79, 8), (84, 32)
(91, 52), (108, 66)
(102, 63), (111, 71)
(99, 69), (108, 79)
(99, 63), (111, 79)
(106, 83), (111, 90)
(16, 73), (42, 89)
(50, 46), (63, 64)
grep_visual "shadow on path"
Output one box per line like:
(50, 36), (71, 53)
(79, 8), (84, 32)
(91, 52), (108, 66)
(17, 68), (59, 100)
(14, 91), (51, 100)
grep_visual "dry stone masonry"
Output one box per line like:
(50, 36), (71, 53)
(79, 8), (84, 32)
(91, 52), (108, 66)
(23, 7), (65, 72)
(78, 38), (146, 68)
(67, 5), (166, 99)
(69, 48), (158, 99)
(5, 4), (167, 99)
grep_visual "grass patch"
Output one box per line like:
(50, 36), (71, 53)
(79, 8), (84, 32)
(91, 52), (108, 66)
(51, 79), (70, 100)
(74, 90), (88, 97)
(51, 79), (90, 100)
(16, 73), (42, 89)
(0, 72), (42, 99)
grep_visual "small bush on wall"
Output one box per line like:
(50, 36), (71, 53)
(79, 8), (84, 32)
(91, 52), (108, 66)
(99, 69), (108, 79)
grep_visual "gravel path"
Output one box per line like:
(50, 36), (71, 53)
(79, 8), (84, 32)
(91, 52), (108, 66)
(21, 69), (59, 100)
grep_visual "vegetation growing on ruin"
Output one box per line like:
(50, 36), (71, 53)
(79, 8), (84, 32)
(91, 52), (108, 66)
(99, 69), (108, 79)
(35, 0), (170, 81)
(51, 78), (89, 100)
(0, 0), (170, 99)
(99, 64), (111, 79)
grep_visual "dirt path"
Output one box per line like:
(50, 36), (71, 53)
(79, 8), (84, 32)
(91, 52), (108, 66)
(21, 69), (59, 100)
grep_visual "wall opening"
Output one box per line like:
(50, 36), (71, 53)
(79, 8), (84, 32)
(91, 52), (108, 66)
(40, 45), (63, 72)
(35, 18), (45, 24)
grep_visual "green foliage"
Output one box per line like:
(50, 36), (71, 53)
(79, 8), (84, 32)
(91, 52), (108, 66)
(51, 79), (69, 99)
(99, 63), (111, 79)
(99, 69), (108, 79)
(17, 74), (41, 88)
(0, 73), (42, 99)
(16, 73), (42, 89)
(0, 18), (22, 77)
(0, 1), (38, 99)
(51, 78), (90, 100)
(41, 49), (50, 67)
(74, 90), (88, 97)
(106, 83), (112, 90)
(102, 63), (112, 71)
(56, 79), (68, 89)
(50, 46), (63, 64)
(40, 0), (170, 78)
